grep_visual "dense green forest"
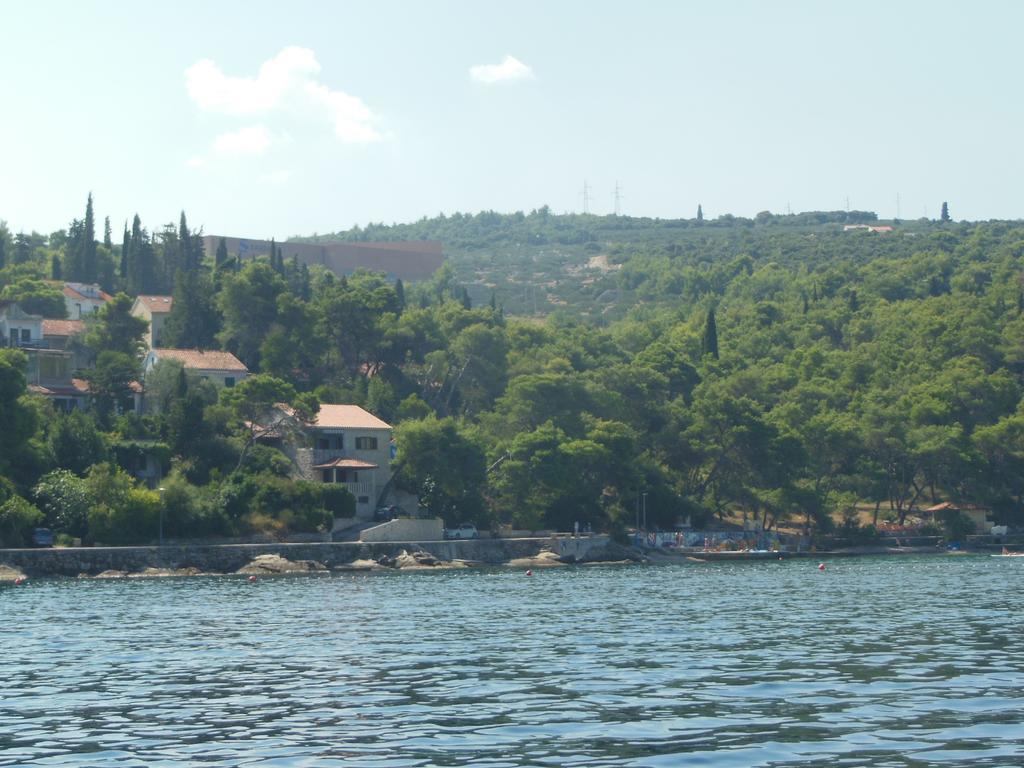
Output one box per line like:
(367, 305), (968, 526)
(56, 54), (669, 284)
(3, 199), (1024, 547)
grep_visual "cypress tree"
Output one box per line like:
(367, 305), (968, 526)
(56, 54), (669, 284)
(940, 201), (950, 222)
(51, 253), (62, 280)
(82, 193), (97, 282)
(697, 204), (704, 223)
(701, 305), (719, 360)
(120, 222), (130, 280)
(395, 278), (406, 310)
(103, 216), (113, 250)
(215, 237), (228, 268)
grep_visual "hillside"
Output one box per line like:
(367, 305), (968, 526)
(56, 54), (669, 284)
(294, 208), (940, 319)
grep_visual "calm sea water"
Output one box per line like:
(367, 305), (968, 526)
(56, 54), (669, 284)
(2, 555), (1023, 767)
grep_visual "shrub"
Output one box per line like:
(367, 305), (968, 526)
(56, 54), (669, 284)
(320, 484), (356, 519)
(33, 470), (94, 538)
(0, 495), (44, 547)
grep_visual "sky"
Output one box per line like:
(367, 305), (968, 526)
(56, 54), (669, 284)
(2, 1), (1023, 238)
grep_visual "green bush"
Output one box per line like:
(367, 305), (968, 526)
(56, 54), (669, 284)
(320, 484), (356, 519)
(0, 495), (44, 547)
(33, 469), (94, 538)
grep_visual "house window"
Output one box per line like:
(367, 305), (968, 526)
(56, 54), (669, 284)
(9, 329), (17, 346)
(355, 436), (378, 450)
(321, 470), (333, 483)
(224, 377), (235, 388)
(334, 435), (345, 450)
(21, 329), (31, 343)
(317, 438), (330, 450)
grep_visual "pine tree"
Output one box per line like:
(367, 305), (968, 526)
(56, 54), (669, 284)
(940, 201), (950, 222)
(13, 232), (31, 264)
(697, 204), (704, 223)
(51, 254), (62, 280)
(701, 305), (719, 359)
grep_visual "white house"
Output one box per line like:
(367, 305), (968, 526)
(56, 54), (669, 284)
(63, 282), (112, 319)
(144, 348), (249, 388)
(0, 301), (44, 348)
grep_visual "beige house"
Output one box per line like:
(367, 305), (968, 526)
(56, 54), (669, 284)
(143, 348), (249, 388)
(297, 404), (394, 521)
(131, 295), (174, 348)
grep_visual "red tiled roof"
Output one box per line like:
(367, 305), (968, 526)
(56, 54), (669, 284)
(42, 319), (86, 337)
(314, 404), (391, 430)
(152, 348), (248, 372)
(313, 458), (380, 470)
(134, 295), (174, 314)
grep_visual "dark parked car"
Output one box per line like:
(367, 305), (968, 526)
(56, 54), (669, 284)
(373, 505), (405, 522)
(31, 528), (54, 547)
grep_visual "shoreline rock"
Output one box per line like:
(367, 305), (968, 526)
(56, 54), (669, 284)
(0, 564), (26, 582)
(236, 553), (327, 575)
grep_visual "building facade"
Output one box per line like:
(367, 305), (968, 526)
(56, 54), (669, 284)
(130, 295), (174, 349)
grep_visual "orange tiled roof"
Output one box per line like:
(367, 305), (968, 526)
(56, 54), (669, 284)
(134, 295), (174, 313)
(42, 319), (86, 337)
(314, 404), (391, 430)
(313, 457), (380, 470)
(152, 348), (248, 372)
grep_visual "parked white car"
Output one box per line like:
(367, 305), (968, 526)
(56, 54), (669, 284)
(444, 524), (479, 540)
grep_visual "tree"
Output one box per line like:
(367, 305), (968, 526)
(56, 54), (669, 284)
(163, 266), (220, 349)
(0, 349), (39, 478)
(85, 293), (148, 359)
(33, 469), (94, 538)
(220, 374), (316, 471)
(940, 201), (950, 222)
(697, 204), (704, 223)
(0, 494), (44, 547)
(50, 253), (62, 280)
(393, 416), (487, 524)
(217, 262), (287, 370)
(86, 351), (139, 427)
(215, 237), (228, 268)
(13, 232), (31, 264)
(48, 410), (108, 475)
(701, 305), (719, 359)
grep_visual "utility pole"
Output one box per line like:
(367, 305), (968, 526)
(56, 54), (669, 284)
(613, 181), (623, 215)
(582, 180), (592, 214)
(896, 192), (901, 220)
(845, 195), (850, 212)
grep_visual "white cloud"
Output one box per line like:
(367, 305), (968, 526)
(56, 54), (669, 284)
(469, 55), (533, 84)
(184, 46), (380, 144)
(212, 125), (273, 155)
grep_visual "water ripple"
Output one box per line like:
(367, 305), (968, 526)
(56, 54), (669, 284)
(2, 556), (1023, 766)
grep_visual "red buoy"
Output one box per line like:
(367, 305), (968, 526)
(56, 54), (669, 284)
(818, 563), (826, 571)
(525, 569), (533, 577)
(13, 576), (26, 585)
(247, 575), (257, 582)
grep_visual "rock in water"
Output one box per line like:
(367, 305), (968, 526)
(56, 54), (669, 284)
(236, 554), (327, 574)
(0, 564), (27, 582)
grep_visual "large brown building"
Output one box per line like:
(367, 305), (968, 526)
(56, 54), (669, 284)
(201, 236), (444, 282)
